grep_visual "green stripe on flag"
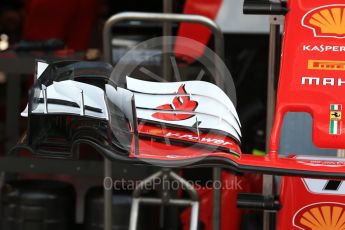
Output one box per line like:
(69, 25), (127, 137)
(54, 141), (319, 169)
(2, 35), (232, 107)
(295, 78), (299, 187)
(331, 104), (341, 111)
(331, 104), (340, 111)
(330, 120), (340, 135)
(330, 104), (342, 135)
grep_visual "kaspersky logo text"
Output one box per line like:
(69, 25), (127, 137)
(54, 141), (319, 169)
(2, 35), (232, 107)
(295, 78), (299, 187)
(302, 76), (345, 86)
(303, 44), (345, 53)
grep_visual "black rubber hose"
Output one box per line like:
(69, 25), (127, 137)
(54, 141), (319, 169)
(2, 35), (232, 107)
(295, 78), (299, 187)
(243, 0), (288, 15)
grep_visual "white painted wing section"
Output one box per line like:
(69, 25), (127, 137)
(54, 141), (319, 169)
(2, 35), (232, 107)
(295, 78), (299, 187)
(137, 108), (241, 142)
(36, 61), (49, 79)
(303, 178), (345, 195)
(105, 84), (135, 124)
(134, 93), (241, 135)
(21, 104), (29, 117)
(126, 76), (241, 125)
(53, 81), (83, 108)
(33, 104), (106, 119)
(22, 80), (108, 120)
(53, 80), (102, 110)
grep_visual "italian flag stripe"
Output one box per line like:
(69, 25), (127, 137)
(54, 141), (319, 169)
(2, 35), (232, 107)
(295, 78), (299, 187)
(330, 104), (342, 135)
(330, 120), (341, 135)
(331, 104), (342, 111)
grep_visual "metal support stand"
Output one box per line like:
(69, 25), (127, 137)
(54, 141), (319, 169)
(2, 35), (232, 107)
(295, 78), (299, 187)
(162, 0), (173, 81)
(104, 158), (113, 230)
(129, 169), (199, 230)
(263, 15), (283, 230)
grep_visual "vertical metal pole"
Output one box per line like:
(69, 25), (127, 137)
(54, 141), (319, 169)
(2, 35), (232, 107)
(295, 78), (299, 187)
(263, 17), (281, 230)
(161, 3), (173, 228)
(104, 159), (112, 230)
(163, 0), (173, 81)
(103, 8), (114, 228)
(190, 202), (200, 230)
(129, 198), (140, 230)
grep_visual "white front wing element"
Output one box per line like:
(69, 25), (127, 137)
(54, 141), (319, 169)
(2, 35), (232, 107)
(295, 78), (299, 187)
(21, 80), (108, 120)
(126, 76), (241, 142)
(21, 77), (242, 142)
(126, 76), (240, 125)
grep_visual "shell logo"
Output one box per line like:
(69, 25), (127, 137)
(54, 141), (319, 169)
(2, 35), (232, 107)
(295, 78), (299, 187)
(302, 5), (345, 39)
(293, 202), (345, 230)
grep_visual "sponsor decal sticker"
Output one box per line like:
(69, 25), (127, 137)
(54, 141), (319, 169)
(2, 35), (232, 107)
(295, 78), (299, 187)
(296, 156), (345, 168)
(298, 160), (345, 168)
(330, 104), (342, 135)
(165, 132), (233, 147)
(152, 84), (198, 121)
(308, 60), (345, 71)
(302, 178), (345, 195)
(293, 202), (345, 230)
(301, 77), (345, 87)
(302, 4), (345, 39)
(303, 45), (345, 53)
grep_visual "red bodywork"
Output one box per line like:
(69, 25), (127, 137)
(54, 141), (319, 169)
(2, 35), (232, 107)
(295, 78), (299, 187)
(270, 0), (345, 153)
(278, 176), (345, 229)
(276, 2), (345, 227)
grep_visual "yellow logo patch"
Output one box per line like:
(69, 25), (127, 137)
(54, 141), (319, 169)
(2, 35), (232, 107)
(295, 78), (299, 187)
(330, 111), (342, 120)
(308, 60), (345, 71)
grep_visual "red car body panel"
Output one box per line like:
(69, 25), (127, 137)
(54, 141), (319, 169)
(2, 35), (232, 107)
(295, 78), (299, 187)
(275, 2), (345, 227)
(270, 0), (345, 155)
(278, 176), (345, 229)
